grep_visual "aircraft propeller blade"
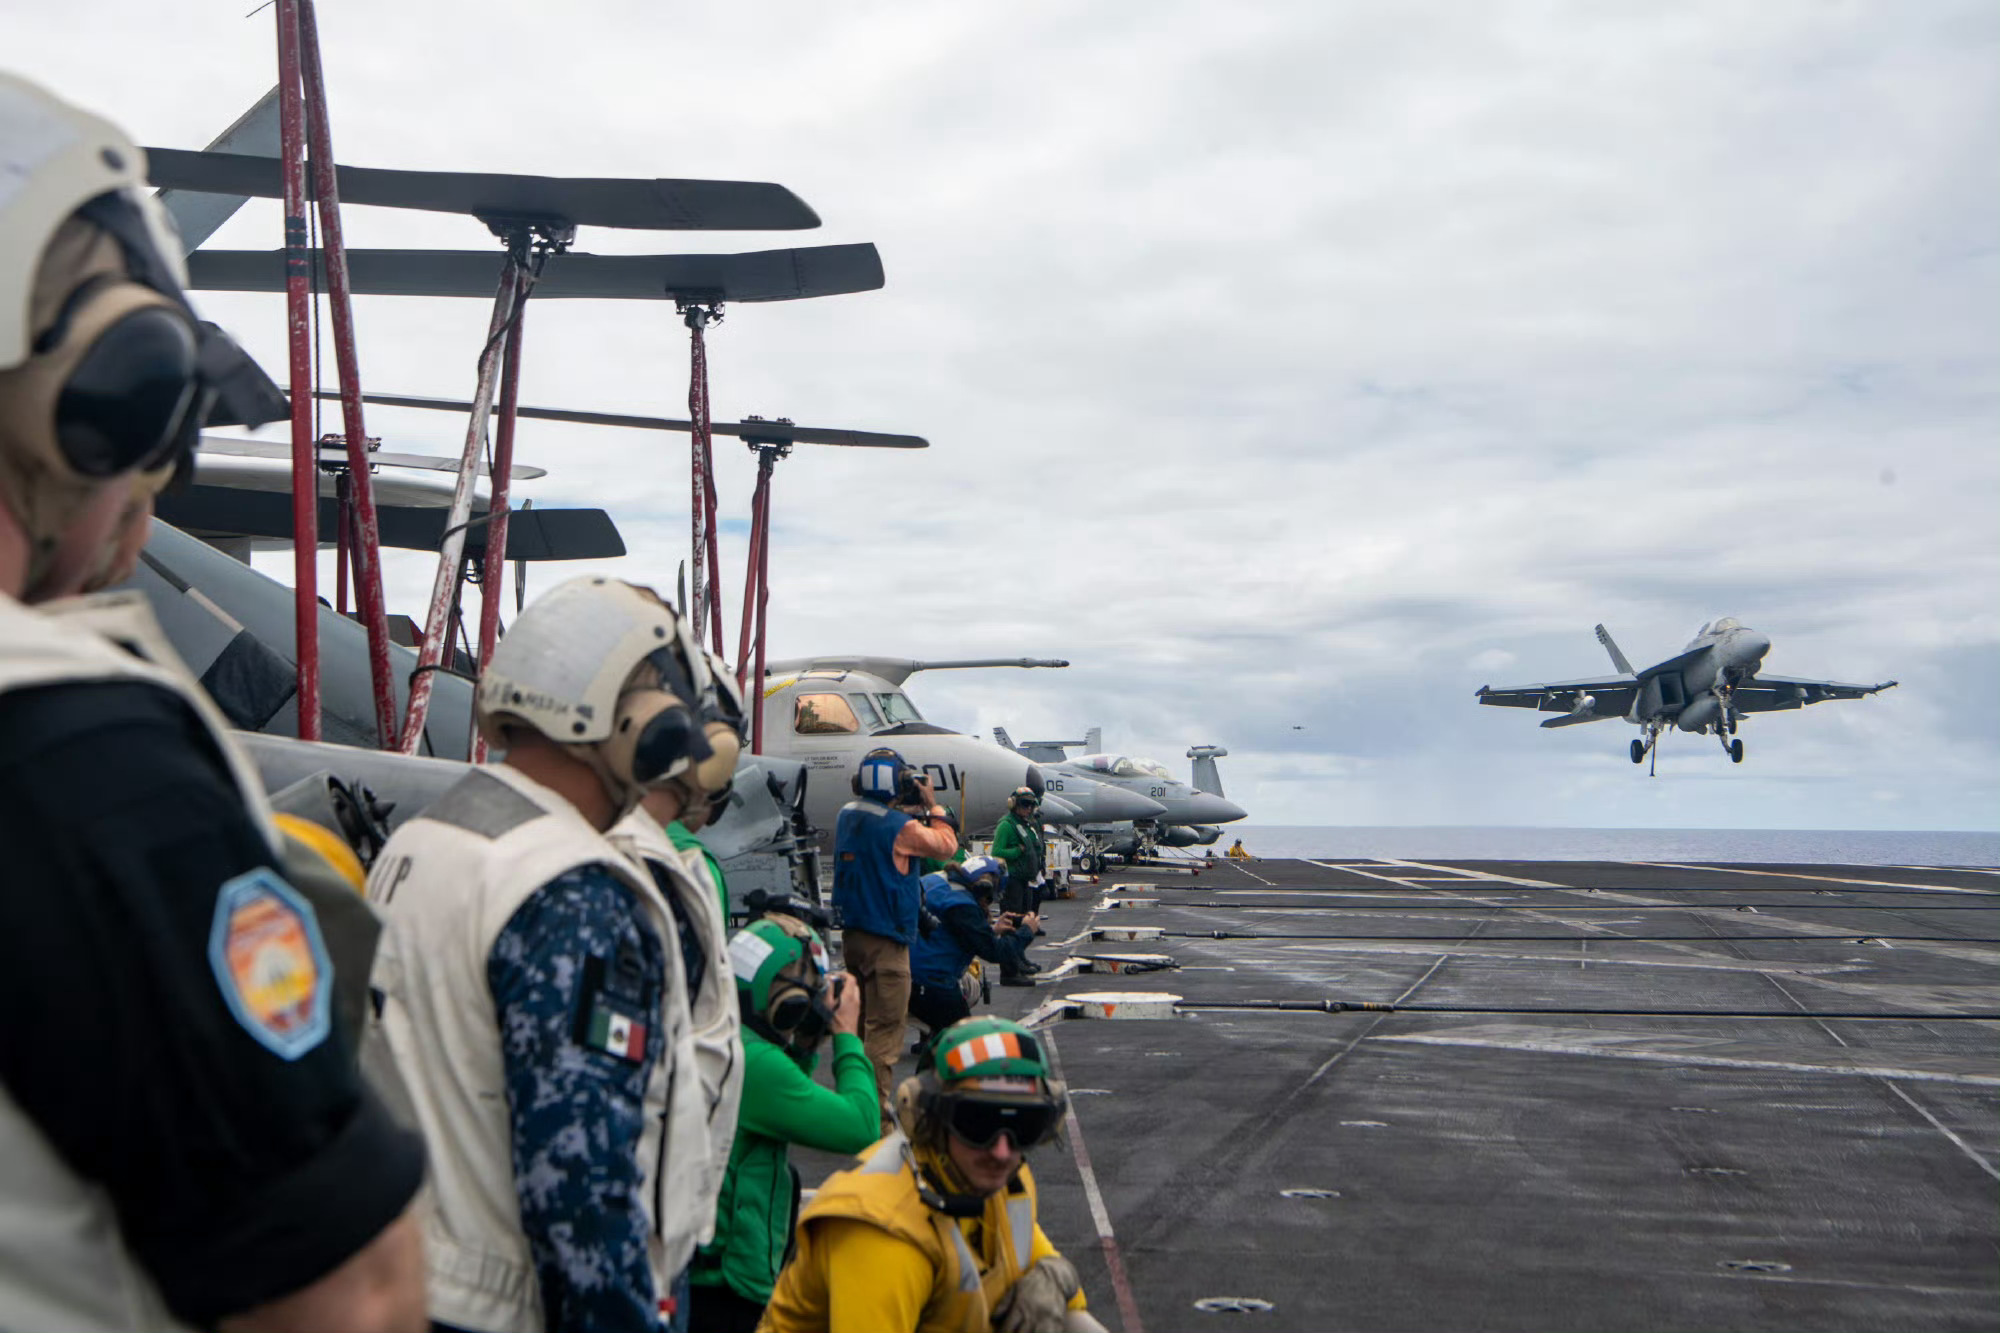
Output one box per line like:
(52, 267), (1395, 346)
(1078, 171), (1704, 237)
(143, 149), (819, 231)
(199, 434), (548, 481)
(191, 244), (884, 303)
(322, 390), (928, 449)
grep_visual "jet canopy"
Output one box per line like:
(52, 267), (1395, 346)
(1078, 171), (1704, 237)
(1073, 754), (1172, 780)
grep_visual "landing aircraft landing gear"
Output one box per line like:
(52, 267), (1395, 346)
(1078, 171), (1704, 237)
(1730, 738), (1744, 763)
(1630, 723), (1665, 776)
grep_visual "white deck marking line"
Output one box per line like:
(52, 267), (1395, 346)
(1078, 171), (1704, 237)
(1272, 939), (1856, 975)
(1369, 1030), (2000, 1088)
(1636, 862), (2000, 896)
(1377, 858), (1573, 888)
(1883, 1081), (2000, 1182)
(1305, 859), (1445, 888)
(1041, 1030), (1144, 1333)
(1224, 861), (1275, 885)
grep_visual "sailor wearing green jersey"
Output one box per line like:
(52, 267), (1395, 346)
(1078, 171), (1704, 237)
(688, 913), (879, 1333)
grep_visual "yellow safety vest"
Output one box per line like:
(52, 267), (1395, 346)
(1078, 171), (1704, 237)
(760, 1133), (1040, 1333)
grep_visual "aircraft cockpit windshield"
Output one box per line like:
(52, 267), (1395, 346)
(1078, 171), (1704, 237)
(1077, 754), (1172, 780)
(874, 692), (924, 727)
(1711, 617), (1742, 633)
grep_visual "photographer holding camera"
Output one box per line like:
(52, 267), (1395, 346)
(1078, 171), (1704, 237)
(687, 912), (877, 1333)
(832, 748), (961, 1122)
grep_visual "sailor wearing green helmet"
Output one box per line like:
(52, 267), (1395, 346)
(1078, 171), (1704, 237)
(687, 911), (879, 1333)
(758, 1016), (1104, 1333)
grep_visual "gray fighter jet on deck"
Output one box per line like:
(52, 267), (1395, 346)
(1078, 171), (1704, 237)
(1476, 619), (1897, 773)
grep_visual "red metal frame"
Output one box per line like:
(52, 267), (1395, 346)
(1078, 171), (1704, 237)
(684, 307), (718, 650)
(396, 260), (523, 753)
(275, 0), (318, 739)
(734, 443), (784, 754)
(296, 0), (398, 747)
(469, 274), (530, 763)
(334, 467), (350, 615)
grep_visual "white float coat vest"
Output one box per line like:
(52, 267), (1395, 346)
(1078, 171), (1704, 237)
(609, 811), (744, 1248)
(0, 589), (279, 1333)
(368, 764), (707, 1333)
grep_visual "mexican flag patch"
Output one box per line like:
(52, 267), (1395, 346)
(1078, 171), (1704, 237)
(586, 1004), (647, 1061)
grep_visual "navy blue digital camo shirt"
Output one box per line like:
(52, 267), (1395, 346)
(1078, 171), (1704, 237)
(487, 865), (668, 1333)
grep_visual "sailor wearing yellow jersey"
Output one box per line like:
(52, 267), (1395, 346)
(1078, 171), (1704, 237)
(757, 1016), (1105, 1333)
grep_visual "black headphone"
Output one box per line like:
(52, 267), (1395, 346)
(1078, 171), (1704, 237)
(34, 194), (285, 481)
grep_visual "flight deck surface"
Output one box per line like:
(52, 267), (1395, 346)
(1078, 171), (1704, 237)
(808, 857), (2000, 1332)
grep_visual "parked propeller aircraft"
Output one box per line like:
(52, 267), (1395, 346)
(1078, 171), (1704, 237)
(756, 656), (1086, 842)
(1476, 619), (1898, 774)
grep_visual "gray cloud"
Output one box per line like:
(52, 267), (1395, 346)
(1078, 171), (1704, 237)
(7, 0), (1993, 831)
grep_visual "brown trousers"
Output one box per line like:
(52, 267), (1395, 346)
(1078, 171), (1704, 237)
(839, 927), (911, 1118)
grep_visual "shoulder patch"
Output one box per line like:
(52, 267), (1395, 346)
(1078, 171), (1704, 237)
(417, 769), (548, 840)
(208, 868), (333, 1060)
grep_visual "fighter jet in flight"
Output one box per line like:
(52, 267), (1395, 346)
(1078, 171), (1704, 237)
(1476, 619), (1897, 773)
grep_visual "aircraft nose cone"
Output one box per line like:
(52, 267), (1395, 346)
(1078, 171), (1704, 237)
(1093, 786), (1168, 823)
(1187, 792), (1248, 824)
(1039, 793), (1084, 824)
(1744, 631), (1771, 661)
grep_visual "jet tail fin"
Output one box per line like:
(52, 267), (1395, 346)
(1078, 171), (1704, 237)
(1595, 624), (1636, 676)
(1084, 726), (1102, 754)
(1187, 745), (1229, 795)
(993, 726), (1019, 752)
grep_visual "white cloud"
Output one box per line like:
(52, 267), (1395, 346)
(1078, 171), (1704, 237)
(9, 0), (1995, 830)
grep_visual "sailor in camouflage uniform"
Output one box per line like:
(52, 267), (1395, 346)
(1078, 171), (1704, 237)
(367, 578), (716, 1333)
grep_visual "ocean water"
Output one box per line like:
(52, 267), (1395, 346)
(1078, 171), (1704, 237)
(1213, 826), (2000, 867)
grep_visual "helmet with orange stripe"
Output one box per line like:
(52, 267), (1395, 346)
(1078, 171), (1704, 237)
(894, 1016), (1066, 1206)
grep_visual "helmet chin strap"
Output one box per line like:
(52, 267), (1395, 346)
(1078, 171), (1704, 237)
(570, 740), (645, 824)
(900, 1137), (987, 1219)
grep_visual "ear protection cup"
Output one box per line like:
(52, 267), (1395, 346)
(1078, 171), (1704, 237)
(599, 690), (711, 791)
(853, 747), (911, 801)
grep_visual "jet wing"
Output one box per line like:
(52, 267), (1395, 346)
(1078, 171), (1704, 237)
(1733, 675), (1899, 713)
(1475, 676), (1639, 720)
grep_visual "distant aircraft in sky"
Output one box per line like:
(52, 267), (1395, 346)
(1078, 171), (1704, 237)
(1475, 619), (1897, 774)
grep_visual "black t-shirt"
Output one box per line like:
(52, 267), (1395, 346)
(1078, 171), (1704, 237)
(0, 679), (425, 1325)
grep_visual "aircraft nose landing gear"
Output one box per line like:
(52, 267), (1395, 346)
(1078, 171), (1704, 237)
(1729, 737), (1744, 763)
(1630, 739), (1646, 764)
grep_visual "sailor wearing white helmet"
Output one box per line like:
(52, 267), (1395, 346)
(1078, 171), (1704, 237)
(366, 576), (714, 1333)
(0, 72), (426, 1333)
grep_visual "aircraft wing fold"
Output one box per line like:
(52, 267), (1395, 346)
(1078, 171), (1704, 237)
(1476, 676), (1638, 718)
(1732, 675), (1899, 713)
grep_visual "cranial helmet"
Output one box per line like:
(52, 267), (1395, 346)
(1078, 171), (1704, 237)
(949, 854), (1007, 898)
(0, 74), (285, 597)
(687, 650), (749, 803)
(1010, 785), (1039, 807)
(853, 746), (912, 803)
(730, 913), (834, 1054)
(477, 577), (713, 818)
(893, 1016), (1067, 1212)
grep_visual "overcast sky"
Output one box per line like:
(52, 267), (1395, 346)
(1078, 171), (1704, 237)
(11, 1), (1996, 829)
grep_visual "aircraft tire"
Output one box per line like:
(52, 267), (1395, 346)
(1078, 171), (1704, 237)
(1729, 739), (1745, 764)
(1630, 739), (1645, 764)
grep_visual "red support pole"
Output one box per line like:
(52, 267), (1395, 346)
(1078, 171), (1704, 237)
(733, 454), (768, 689)
(275, 0), (319, 740)
(684, 307), (722, 645)
(398, 262), (519, 754)
(470, 266), (529, 765)
(296, 0), (398, 747)
(750, 463), (774, 755)
(335, 467), (350, 615)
